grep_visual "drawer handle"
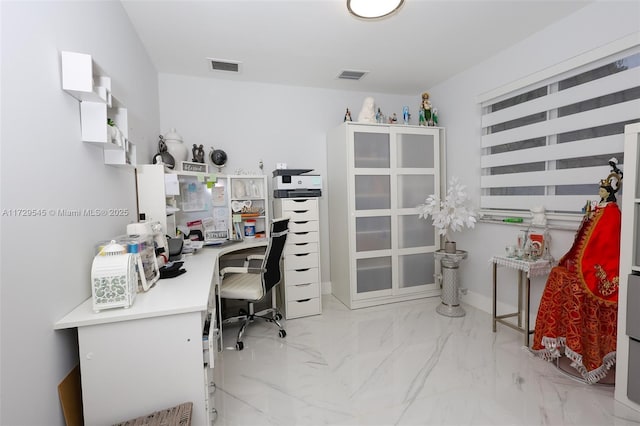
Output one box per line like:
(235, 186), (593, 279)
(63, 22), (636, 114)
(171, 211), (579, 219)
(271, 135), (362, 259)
(295, 268), (310, 272)
(293, 221), (309, 224)
(294, 243), (309, 246)
(292, 199), (306, 203)
(296, 299), (311, 303)
(294, 253), (310, 257)
(294, 232), (309, 235)
(294, 283), (312, 287)
(293, 210), (309, 214)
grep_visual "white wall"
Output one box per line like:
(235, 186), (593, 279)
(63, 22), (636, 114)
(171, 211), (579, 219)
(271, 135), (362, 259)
(158, 73), (415, 290)
(0, 2), (159, 425)
(428, 1), (640, 317)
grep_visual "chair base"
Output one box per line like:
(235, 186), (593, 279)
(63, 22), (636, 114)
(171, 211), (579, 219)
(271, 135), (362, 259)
(223, 305), (286, 351)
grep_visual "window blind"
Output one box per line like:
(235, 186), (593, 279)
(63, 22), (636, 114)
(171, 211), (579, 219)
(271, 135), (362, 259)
(480, 38), (640, 216)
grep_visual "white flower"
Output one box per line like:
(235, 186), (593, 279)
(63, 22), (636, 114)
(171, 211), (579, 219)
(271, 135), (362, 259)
(417, 177), (477, 241)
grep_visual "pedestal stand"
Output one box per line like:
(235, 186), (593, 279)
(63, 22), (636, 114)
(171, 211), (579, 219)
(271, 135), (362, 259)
(435, 249), (468, 317)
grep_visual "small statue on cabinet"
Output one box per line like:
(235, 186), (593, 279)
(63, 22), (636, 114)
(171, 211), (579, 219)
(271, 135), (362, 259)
(357, 97), (376, 123)
(344, 108), (352, 122)
(402, 106), (410, 124)
(419, 92), (432, 126)
(389, 112), (398, 124)
(192, 144), (205, 163)
(376, 108), (383, 123)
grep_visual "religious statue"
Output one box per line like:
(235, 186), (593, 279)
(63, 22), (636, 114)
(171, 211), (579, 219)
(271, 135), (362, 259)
(531, 159), (622, 384)
(357, 97), (376, 123)
(419, 92), (432, 126)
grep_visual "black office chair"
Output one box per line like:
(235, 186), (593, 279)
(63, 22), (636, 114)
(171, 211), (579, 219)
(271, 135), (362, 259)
(220, 218), (289, 350)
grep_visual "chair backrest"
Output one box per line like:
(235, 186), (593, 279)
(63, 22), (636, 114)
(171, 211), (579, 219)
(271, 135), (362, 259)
(261, 218), (289, 294)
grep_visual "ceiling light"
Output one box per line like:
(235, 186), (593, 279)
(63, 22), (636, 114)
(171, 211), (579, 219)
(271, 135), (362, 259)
(347, 0), (404, 19)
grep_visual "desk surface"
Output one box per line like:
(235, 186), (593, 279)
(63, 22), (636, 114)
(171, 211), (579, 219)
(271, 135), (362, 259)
(54, 239), (268, 330)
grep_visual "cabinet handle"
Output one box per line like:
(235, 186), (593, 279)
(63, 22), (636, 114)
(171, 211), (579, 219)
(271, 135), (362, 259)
(294, 283), (312, 287)
(293, 210), (309, 214)
(296, 299), (311, 303)
(294, 232), (309, 235)
(294, 253), (309, 257)
(294, 243), (309, 246)
(293, 221), (309, 224)
(295, 268), (310, 272)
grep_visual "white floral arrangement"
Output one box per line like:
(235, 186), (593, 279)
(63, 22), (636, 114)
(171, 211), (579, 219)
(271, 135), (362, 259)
(417, 176), (477, 242)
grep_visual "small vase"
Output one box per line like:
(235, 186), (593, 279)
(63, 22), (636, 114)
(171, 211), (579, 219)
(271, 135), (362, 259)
(444, 241), (457, 254)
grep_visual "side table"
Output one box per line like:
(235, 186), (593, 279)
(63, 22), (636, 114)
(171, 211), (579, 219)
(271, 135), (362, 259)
(435, 249), (468, 317)
(490, 255), (554, 346)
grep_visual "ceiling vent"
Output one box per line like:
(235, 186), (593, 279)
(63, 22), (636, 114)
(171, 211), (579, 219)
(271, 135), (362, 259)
(337, 69), (369, 81)
(207, 58), (242, 73)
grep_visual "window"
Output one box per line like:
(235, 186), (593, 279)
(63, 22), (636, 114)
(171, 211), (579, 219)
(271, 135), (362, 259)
(479, 36), (640, 221)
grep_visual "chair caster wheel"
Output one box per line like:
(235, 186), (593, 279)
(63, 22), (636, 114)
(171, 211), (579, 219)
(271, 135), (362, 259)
(279, 329), (286, 338)
(275, 313), (283, 321)
(236, 342), (244, 351)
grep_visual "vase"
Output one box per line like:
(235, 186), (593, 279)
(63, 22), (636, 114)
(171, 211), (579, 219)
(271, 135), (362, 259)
(163, 128), (189, 165)
(445, 241), (457, 254)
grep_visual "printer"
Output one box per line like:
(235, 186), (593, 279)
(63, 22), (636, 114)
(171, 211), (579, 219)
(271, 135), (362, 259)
(273, 169), (322, 198)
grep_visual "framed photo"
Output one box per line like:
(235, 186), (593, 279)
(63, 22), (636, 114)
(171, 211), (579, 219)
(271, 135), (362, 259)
(529, 233), (544, 258)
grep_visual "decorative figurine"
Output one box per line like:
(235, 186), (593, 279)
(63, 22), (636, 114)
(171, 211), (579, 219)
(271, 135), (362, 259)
(344, 108), (352, 122)
(432, 107), (439, 126)
(192, 144), (205, 163)
(209, 147), (228, 172)
(376, 108), (383, 123)
(419, 92), (432, 126)
(152, 135), (175, 169)
(389, 112), (398, 124)
(357, 97), (376, 123)
(402, 106), (410, 124)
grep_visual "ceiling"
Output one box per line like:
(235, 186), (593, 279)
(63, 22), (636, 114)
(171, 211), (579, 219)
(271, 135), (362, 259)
(121, 0), (592, 95)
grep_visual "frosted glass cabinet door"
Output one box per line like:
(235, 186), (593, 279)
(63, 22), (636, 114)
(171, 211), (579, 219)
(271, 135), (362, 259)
(396, 132), (435, 168)
(356, 216), (391, 252)
(399, 253), (436, 289)
(398, 174), (435, 209)
(355, 175), (391, 210)
(356, 256), (392, 293)
(398, 215), (435, 249)
(354, 132), (390, 168)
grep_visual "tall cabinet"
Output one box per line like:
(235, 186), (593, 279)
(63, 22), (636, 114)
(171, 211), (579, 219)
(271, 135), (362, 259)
(615, 122), (640, 411)
(273, 198), (322, 319)
(327, 122), (444, 309)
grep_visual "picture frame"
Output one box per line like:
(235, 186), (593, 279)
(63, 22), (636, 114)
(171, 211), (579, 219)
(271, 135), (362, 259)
(181, 161), (208, 173)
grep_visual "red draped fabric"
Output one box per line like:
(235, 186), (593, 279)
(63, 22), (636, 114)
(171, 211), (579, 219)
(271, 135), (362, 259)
(531, 202), (620, 384)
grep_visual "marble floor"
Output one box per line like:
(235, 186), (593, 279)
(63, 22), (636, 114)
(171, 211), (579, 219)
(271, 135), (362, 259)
(214, 295), (640, 426)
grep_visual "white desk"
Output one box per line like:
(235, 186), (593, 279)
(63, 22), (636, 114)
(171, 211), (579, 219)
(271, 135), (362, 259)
(54, 239), (267, 426)
(490, 255), (554, 347)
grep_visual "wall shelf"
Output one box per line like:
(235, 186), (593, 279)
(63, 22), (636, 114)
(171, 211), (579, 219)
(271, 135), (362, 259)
(61, 51), (135, 168)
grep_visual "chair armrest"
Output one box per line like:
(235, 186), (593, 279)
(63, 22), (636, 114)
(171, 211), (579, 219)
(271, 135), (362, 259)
(220, 266), (249, 278)
(220, 266), (265, 278)
(247, 254), (265, 261)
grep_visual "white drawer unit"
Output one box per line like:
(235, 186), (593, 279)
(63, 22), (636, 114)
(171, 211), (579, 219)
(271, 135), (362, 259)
(274, 198), (322, 319)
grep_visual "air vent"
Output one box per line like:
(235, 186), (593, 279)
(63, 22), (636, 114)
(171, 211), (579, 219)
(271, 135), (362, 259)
(337, 69), (369, 80)
(207, 58), (242, 73)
